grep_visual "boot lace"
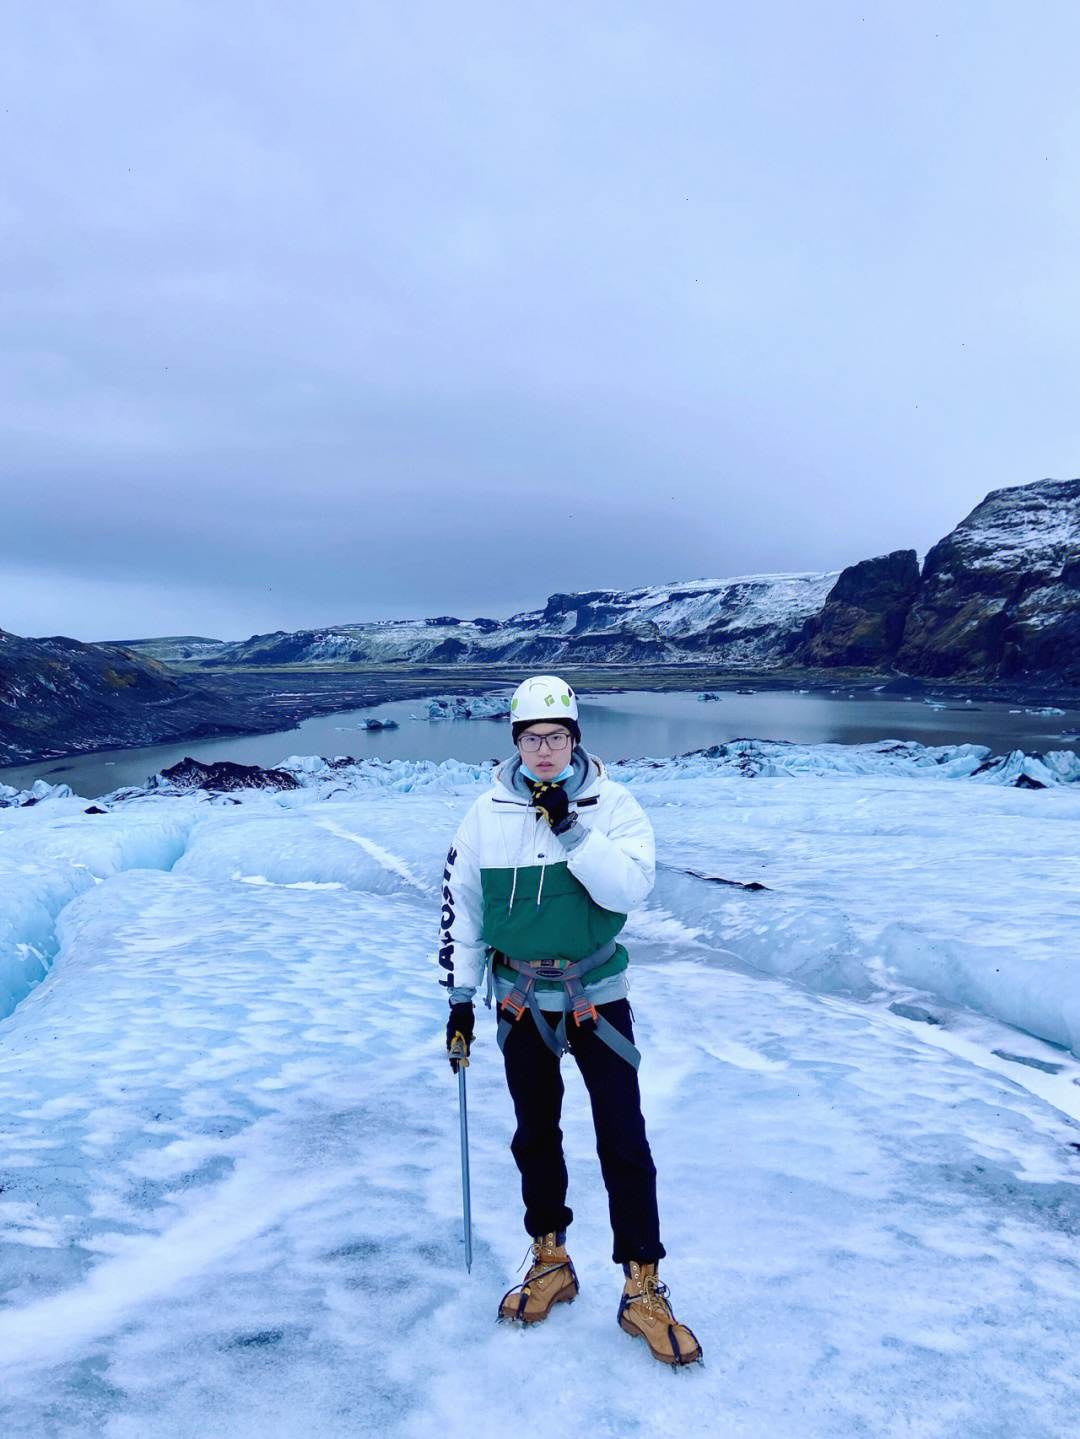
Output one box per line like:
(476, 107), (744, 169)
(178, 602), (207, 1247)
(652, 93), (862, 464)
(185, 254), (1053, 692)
(635, 1272), (673, 1319)
(515, 1239), (540, 1276)
(516, 1234), (563, 1285)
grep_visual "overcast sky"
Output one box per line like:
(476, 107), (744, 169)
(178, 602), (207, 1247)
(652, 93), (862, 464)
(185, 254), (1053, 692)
(4, 1), (1079, 642)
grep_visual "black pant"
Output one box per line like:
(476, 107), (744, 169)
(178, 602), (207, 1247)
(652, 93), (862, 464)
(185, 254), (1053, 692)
(501, 998), (665, 1265)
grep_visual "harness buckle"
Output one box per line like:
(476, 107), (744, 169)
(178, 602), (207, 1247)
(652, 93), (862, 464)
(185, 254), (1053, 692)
(571, 995), (599, 1027)
(500, 991), (528, 1022)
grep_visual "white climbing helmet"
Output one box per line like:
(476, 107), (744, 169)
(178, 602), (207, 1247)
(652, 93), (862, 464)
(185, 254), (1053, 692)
(509, 675), (578, 725)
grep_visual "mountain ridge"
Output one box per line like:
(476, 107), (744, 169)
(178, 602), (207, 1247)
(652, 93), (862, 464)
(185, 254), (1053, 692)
(4, 476), (1078, 767)
(123, 477), (1080, 683)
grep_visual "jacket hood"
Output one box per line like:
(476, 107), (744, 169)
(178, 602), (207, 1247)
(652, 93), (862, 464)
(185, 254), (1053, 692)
(494, 745), (604, 803)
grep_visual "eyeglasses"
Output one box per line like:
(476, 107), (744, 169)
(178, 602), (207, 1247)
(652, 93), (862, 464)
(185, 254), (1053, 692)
(517, 730), (571, 754)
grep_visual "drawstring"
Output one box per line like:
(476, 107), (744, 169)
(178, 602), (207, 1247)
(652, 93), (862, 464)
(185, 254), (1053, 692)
(506, 788), (558, 913)
(507, 853), (545, 912)
(507, 801), (537, 914)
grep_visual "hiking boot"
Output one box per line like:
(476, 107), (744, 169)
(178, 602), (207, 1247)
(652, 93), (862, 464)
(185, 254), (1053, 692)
(498, 1232), (579, 1324)
(618, 1261), (703, 1367)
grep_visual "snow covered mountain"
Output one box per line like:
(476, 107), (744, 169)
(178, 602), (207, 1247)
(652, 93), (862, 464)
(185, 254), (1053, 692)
(795, 476), (1080, 683)
(187, 572), (841, 670)
(897, 477), (1080, 681)
(156, 477), (1078, 684)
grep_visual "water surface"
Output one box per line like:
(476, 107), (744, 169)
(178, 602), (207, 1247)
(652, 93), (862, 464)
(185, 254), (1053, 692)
(4, 688), (1078, 800)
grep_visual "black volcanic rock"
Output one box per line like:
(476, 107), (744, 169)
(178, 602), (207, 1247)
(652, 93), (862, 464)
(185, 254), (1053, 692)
(794, 550), (920, 667)
(897, 478), (1080, 682)
(156, 757), (300, 792)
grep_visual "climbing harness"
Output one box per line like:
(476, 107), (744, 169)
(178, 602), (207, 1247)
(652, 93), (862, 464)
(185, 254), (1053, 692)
(493, 941), (641, 1070)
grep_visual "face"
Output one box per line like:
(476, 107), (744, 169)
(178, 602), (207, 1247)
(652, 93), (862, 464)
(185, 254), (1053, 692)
(516, 723), (574, 778)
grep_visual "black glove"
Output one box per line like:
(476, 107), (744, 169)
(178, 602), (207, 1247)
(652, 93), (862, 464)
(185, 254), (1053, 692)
(530, 782), (572, 833)
(446, 1002), (474, 1072)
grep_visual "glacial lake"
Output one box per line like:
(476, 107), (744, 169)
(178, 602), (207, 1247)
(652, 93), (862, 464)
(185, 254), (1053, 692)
(4, 687), (1080, 800)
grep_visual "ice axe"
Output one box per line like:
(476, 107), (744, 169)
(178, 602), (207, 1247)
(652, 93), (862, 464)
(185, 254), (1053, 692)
(448, 1032), (473, 1272)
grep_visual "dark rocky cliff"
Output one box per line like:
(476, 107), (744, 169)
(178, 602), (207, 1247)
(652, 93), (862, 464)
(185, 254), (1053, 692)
(793, 550), (921, 667)
(793, 478), (1080, 683)
(896, 478), (1080, 683)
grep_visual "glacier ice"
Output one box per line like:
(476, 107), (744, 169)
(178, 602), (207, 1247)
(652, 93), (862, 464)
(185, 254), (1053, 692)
(2, 738), (1080, 1436)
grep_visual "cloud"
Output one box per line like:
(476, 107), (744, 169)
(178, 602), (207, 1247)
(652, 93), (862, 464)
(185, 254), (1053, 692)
(4, 1), (1079, 639)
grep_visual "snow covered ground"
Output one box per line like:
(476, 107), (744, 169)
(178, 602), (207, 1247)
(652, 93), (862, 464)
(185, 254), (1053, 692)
(2, 743), (1080, 1437)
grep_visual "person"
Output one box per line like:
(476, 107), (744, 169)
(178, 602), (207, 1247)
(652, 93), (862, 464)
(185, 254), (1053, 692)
(439, 674), (702, 1367)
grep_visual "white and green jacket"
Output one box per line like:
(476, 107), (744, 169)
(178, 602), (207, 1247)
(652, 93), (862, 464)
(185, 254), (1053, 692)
(439, 747), (655, 1011)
